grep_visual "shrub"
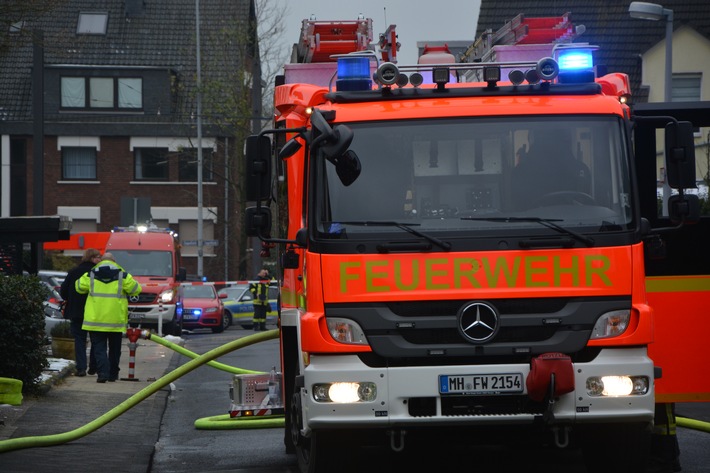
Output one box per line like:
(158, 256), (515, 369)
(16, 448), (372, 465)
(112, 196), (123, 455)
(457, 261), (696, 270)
(0, 275), (50, 394)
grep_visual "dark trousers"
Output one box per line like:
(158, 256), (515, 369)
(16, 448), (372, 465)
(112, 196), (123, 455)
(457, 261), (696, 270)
(89, 331), (123, 380)
(253, 304), (267, 329)
(70, 320), (96, 373)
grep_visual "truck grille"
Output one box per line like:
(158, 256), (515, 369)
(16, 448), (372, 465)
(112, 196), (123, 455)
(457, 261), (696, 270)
(326, 296), (630, 364)
(408, 395), (546, 417)
(131, 293), (158, 304)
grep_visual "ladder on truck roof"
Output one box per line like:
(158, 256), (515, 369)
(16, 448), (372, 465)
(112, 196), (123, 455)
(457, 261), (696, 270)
(296, 17), (374, 63)
(464, 12), (583, 62)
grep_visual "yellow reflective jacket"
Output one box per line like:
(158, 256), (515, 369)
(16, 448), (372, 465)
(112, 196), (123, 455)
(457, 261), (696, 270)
(250, 280), (270, 306)
(76, 261), (141, 333)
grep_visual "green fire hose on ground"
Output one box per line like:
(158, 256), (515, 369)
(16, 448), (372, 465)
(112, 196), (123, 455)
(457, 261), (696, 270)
(150, 331), (284, 430)
(2, 328), (708, 453)
(677, 416), (710, 433)
(0, 329), (281, 453)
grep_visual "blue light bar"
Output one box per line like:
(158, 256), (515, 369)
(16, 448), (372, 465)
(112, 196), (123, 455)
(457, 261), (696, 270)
(558, 50), (593, 71)
(554, 45), (598, 84)
(336, 57), (372, 91)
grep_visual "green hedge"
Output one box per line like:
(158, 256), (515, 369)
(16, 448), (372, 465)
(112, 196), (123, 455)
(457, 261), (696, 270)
(0, 275), (50, 394)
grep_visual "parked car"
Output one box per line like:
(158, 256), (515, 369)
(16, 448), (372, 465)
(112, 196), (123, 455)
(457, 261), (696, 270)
(218, 282), (279, 329)
(41, 282), (66, 339)
(38, 270), (67, 291)
(175, 284), (228, 333)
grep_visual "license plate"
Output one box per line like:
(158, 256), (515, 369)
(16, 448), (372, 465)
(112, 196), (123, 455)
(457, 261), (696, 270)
(183, 314), (198, 321)
(439, 373), (523, 395)
(129, 313), (142, 320)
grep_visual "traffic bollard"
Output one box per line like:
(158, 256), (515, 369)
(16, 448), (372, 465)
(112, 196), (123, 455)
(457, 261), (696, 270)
(121, 327), (142, 382)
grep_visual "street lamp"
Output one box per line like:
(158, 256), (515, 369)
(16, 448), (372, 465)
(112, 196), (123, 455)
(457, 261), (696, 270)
(196, 0), (204, 278)
(629, 1), (674, 101)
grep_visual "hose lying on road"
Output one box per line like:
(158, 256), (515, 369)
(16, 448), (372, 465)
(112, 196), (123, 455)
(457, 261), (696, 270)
(194, 413), (284, 430)
(677, 416), (710, 433)
(150, 332), (265, 375)
(0, 329), (279, 453)
(150, 332), (284, 431)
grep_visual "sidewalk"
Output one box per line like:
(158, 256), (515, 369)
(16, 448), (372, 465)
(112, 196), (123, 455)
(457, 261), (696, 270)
(0, 336), (178, 473)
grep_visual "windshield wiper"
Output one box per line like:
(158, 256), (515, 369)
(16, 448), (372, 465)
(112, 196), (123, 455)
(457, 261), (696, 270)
(461, 217), (595, 247)
(336, 221), (452, 251)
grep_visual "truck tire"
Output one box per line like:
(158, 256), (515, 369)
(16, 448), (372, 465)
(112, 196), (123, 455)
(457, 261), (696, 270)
(579, 422), (651, 473)
(290, 391), (334, 473)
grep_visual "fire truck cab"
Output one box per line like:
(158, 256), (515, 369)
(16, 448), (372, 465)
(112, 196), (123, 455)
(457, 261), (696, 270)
(245, 16), (710, 473)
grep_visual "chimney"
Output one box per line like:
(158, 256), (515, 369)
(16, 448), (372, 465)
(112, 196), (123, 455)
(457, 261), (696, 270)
(125, 0), (145, 17)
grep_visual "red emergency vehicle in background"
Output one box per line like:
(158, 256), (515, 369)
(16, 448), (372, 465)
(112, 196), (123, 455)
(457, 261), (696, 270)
(244, 15), (710, 473)
(106, 225), (186, 335)
(45, 224), (187, 335)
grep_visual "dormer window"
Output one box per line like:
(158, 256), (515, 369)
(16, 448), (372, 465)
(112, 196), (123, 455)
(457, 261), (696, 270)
(61, 76), (143, 110)
(77, 12), (108, 35)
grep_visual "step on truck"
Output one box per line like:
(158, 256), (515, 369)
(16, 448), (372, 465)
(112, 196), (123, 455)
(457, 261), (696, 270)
(244, 16), (710, 473)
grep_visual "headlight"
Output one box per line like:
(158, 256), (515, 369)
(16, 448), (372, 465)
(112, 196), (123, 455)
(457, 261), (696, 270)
(586, 375), (649, 396)
(160, 289), (175, 303)
(204, 307), (218, 313)
(326, 317), (368, 345)
(312, 382), (377, 403)
(590, 310), (630, 339)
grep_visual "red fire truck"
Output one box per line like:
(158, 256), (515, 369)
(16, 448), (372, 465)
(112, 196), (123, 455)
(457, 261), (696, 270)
(244, 16), (710, 473)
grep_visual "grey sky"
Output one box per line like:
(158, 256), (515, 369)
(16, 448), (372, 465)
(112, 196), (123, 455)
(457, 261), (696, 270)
(273, 1), (482, 65)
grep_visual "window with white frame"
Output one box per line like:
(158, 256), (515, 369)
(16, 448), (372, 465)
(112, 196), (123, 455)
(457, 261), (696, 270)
(672, 73), (701, 102)
(62, 147), (97, 179)
(134, 148), (169, 180)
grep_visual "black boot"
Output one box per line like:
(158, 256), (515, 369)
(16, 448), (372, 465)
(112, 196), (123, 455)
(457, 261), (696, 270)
(260, 322), (266, 331)
(253, 322), (259, 331)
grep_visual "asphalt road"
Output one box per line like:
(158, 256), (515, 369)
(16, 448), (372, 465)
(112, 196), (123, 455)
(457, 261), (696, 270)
(150, 327), (710, 473)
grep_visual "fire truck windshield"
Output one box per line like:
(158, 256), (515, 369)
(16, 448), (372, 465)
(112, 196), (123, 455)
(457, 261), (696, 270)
(315, 116), (633, 241)
(109, 250), (173, 277)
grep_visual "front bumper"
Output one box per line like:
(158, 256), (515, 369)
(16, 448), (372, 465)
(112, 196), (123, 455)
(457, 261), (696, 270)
(128, 304), (176, 326)
(300, 347), (654, 434)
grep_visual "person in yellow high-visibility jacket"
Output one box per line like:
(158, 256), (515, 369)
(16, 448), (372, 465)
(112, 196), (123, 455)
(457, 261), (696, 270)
(76, 252), (141, 383)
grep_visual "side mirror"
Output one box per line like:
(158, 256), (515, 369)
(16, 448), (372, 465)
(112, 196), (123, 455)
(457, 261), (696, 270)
(665, 121), (696, 189)
(668, 194), (700, 225)
(329, 150), (362, 186)
(321, 124), (354, 159)
(245, 206), (272, 237)
(245, 135), (272, 201)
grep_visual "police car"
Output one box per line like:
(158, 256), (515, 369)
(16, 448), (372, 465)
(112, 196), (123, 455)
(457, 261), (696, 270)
(218, 282), (279, 329)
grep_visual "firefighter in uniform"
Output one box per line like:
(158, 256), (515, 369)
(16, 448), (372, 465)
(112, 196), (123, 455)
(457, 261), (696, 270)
(250, 268), (270, 331)
(76, 252), (141, 383)
(648, 402), (682, 473)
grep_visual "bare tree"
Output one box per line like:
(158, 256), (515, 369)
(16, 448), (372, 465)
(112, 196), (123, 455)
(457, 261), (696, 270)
(194, 0), (290, 279)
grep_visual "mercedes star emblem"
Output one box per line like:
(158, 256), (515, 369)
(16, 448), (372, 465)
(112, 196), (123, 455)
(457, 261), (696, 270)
(129, 295), (140, 303)
(458, 301), (499, 343)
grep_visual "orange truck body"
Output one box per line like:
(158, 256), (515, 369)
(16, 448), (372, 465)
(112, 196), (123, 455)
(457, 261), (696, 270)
(248, 17), (710, 470)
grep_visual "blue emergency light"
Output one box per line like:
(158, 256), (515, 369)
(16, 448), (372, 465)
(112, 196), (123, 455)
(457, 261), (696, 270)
(336, 56), (372, 91)
(554, 45), (598, 83)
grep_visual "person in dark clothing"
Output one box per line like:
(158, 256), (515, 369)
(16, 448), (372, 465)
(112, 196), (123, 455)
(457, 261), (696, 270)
(60, 248), (102, 376)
